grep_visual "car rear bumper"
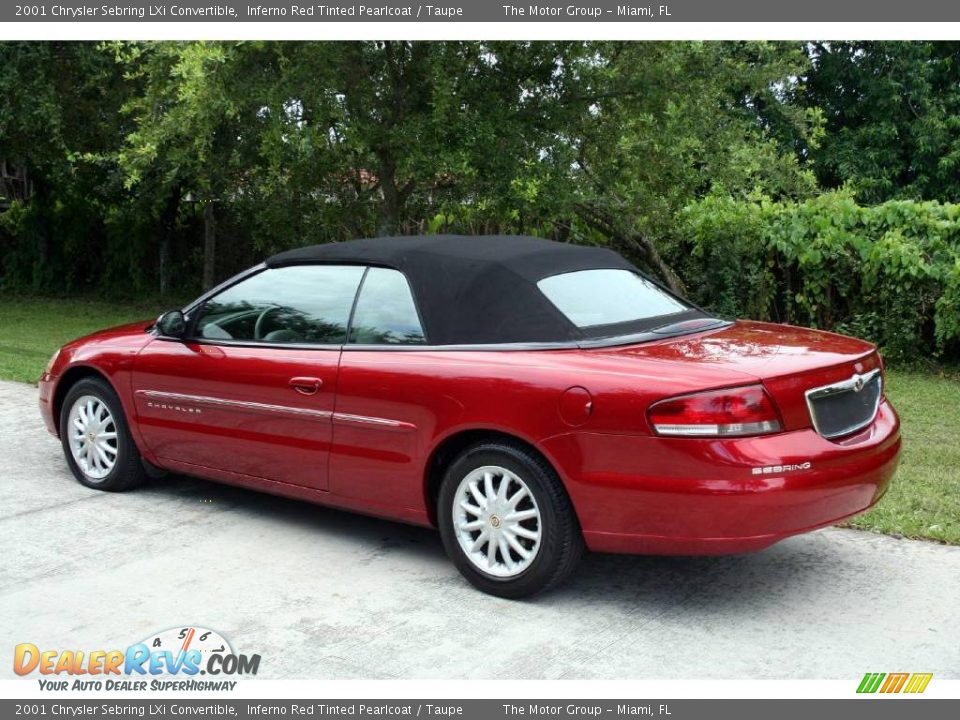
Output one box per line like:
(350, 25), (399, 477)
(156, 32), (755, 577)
(541, 399), (901, 555)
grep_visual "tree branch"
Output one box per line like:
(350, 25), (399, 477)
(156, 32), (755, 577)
(574, 202), (686, 295)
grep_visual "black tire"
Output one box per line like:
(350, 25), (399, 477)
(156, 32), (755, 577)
(437, 440), (584, 599)
(59, 377), (146, 492)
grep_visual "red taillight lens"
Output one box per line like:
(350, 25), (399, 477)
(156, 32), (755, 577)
(647, 385), (782, 437)
(878, 355), (887, 402)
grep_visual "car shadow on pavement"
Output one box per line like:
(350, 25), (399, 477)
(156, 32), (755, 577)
(138, 471), (448, 563)
(140, 471), (855, 611)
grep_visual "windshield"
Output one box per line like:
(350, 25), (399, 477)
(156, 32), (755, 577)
(538, 269), (691, 331)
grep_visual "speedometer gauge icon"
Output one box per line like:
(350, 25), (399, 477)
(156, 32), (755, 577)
(140, 626), (233, 663)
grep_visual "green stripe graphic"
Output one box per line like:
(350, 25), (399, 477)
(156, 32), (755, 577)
(857, 673), (886, 693)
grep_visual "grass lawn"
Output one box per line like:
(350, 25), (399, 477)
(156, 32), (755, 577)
(843, 370), (960, 545)
(1, 296), (957, 545)
(0, 296), (175, 384)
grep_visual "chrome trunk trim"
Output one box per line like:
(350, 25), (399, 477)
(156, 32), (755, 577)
(804, 368), (882, 439)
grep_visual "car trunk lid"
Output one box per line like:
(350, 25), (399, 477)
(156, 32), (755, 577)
(593, 320), (881, 434)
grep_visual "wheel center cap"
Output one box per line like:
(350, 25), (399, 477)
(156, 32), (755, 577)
(489, 515), (501, 528)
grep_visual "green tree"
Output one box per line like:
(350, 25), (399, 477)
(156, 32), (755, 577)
(235, 41), (595, 243)
(0, 41), (837, 296)
(800, 41), (960, 203)
(569, 41), (820, 291)
(0, 42), (131, 291)
(115, 41), (255, 290)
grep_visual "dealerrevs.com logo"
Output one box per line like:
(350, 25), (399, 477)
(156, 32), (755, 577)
(14, 626), (260, 692)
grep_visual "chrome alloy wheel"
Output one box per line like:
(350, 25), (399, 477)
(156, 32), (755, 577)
(453, 465), (542, 578)
(67, 395), (119, 481)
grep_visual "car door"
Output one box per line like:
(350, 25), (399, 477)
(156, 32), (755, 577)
(132, 264), (366, 490)
(328, 267), (438, 511)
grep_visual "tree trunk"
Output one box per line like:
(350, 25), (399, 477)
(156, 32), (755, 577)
(157, 188), (181, 297)
(202, 201), (217, 290)
(31, 171), (51, 291)
(377, 157), (416, 236)
(159, 236), (170, 296)
(378, 155), (401, 236)
(379, 179), (399, 236)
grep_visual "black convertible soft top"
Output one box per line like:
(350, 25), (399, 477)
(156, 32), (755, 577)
(266, 235), (702, 345)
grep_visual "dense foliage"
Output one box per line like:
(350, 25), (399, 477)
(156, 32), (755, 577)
(799, 42), (960, 204)
(678, 193), (960, 363)
(3, 41), (960, 362)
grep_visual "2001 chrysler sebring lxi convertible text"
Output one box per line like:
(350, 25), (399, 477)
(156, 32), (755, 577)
(38, 235), (901, 597)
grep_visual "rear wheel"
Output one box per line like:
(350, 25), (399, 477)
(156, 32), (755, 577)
(438, 441), (584, 598)
(59, 377), (146, 492)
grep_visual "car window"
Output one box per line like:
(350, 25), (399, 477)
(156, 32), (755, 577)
(194, 265), (365, 345)
(538, 269), (689, 328)
(348, 267), (426, 345)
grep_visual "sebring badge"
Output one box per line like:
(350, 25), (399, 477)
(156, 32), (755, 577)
(752, 462), (812, 475)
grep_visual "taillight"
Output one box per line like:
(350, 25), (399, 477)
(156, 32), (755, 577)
(877, 354), (887, 402)
(647, 385), (782, 437)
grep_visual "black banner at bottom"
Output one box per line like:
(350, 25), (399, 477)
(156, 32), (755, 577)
(2, 699), (956, 720)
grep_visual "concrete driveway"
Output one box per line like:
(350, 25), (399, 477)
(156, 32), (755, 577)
(1, 379), (958, 679)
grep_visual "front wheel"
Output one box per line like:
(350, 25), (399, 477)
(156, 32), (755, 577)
(59, 377), (146, 492)
(438, 441), (584, 598)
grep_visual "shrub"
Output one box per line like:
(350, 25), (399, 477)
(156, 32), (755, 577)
(676, 192), (960, 364)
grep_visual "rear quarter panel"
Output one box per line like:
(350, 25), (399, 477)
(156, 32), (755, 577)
(330, 346), (759, 519)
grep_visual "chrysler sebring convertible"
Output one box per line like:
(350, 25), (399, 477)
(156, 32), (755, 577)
(39, 235), (901, 597)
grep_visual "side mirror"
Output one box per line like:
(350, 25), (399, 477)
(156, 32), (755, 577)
(156, 310), (187, 338)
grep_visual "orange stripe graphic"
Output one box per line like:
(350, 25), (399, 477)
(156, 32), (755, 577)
(880, 673), (909, 693)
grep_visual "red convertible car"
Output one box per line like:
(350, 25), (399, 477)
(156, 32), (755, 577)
(39, 235), (900, 597)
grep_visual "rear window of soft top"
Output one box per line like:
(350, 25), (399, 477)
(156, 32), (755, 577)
(537, 269), (690, 330)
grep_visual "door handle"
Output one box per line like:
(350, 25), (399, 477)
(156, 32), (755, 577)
(289, 377), (323, 395)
